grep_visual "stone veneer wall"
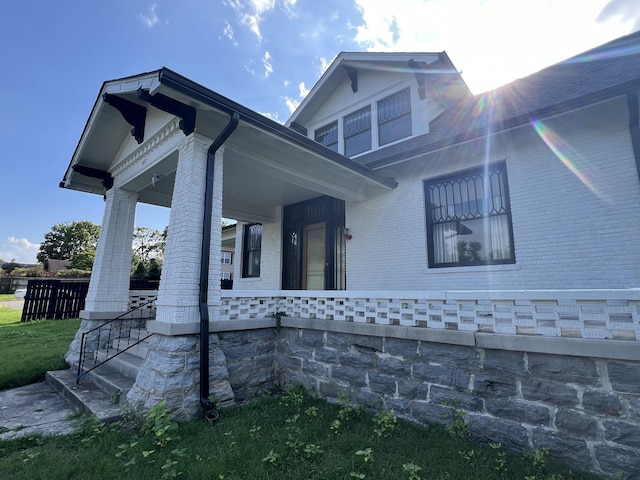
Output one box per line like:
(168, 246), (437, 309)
(209, 317), (640, 479)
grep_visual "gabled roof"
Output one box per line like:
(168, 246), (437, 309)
(287, 51), (469, 127)
(358, 30), (640, 169)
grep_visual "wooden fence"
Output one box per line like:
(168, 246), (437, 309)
(21, 279), (89, 322)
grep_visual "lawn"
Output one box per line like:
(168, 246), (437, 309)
(0, 300), (604, 480)
(0, 302), (80, 390)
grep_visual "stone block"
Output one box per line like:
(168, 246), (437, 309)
(484, 398), (551, 426)
(603, 419), (640, 449)
(332, 366), (367, 387)
(300, 329), (324, 347)
(384, 397), (411, 417)
(319, 381), (344, 400)
(352, 335), (383, 353)
(555, 408), (599, 438)
(582, 390), (625, 417)
(369, 373), (396, 396)
(430, 386), (484, 412)
(315, 348), (339, 364)
(421, 342), (479, 367)
(251, 328), (276, 342)
(302, 360), (326, 377)
(385, 337), (419, 358)
(340, 349), (376, 369)
(455, 369), (472, 390)
(469, 415), (530, 451)
(145, 350), (187, 376)
(594, 443), (640, 479)
(325, 332), (352, 351)
(222, 343), (256, 361)
(412, 400), (454, 427)
(531, 428), (592, 468)
(413, 363), (454, 386)
(156, 335), (198, 353)
(397, 378), (422, 400)
(527, 353), (598, 385)
(521, 377), (578, 407)
(608, 362), (640, 394)
(255, 341), (275, 356)
(378, 356), (411, 376)
(473, 373), (517, 397)
(482, 349), (525, 374)
(218, 331), (249, 345)
(277, 354), (302, 372)
(355, 389), (380, 408)
(629, 396), (640, 419)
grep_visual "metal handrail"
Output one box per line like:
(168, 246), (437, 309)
(76, 300), (155, 385)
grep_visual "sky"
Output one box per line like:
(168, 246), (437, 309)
(1, 0), (639, 263)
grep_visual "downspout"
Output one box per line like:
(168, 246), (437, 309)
(199, 112), (240, 420)
(626, 91), (640, 182)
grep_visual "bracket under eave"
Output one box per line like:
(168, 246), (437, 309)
(408, 59), (427, 100)
(103, 93), (147, 144)
(137, 88), (196, 136)
(343, 66), (358, 93)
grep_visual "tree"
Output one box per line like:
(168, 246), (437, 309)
(37, 221), (101, 268)
(132, 227), (165, 265)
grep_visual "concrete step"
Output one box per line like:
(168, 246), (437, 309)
(94, 351), (144, 379)
(46, 369), (124, 423)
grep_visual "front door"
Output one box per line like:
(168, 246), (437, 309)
(282, 196), (345, 290)
(302, 223), (326, 290)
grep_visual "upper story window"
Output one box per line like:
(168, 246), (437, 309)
(221, 252), (233, 264)
(344, 106), (371, 157)
(315, 121), (338, 152)
(424, 163), (515, 268)
(242, 223), (262, 278)
(378, 88), (412, 146)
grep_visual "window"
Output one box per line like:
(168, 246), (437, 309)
(378, 88), (411, 146)
(221, 252), (233, 264)
(315, 121), (338, 152)
(242, 223), (262, 277)
(344, 106), (371, 157)
(221, 272), (232, 280)
(424, 163), (515, 268)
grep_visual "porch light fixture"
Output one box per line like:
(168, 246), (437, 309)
(151, 174), (161, 187)
(345, 228), (352, 241)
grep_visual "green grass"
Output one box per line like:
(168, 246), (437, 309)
(0, 304), (80, 390)
(0, 387), (602, 480)
(0, 293), (20, 301)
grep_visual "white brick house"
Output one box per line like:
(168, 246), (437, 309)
(56, 32), (640, 477)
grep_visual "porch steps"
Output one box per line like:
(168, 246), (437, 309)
(45, 340), (150, 423)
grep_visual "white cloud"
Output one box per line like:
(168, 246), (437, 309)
(227, 0), (276, 41)
(597, 0), (640, 32)
(259, 110), (283, 123)
(0, 237), (40, 264)
(223, 22), (237, 44)
(352, 0), (632, 94)
(283, 81), (309, 114)
(263, 51), (274, 77)
(139, 4), (159, 28)
(318, 55), (335, 76)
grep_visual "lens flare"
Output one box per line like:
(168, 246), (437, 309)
(531, 119), (608, 202)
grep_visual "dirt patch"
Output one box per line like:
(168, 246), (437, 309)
(0, 300), (24, 310)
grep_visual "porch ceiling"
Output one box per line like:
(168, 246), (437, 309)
(61, 68), (397, 224)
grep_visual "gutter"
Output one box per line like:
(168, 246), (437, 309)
(198, 112), (240, 420)
(626, 91), (640, 182)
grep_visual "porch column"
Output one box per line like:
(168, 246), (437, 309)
(127, 134), (233, 418)
(65, 187), (137, 364)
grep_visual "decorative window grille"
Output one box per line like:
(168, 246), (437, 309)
(344, 106), (371, 157)
(378, 88), (412, 145)
(315, 121), (338, 152)
(424, 163), (515, 267)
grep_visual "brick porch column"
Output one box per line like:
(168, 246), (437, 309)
(127, 134), (233, 418)
(66, 187), (137, 365)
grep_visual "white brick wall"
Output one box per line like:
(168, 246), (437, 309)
(346, 97), (640, 291)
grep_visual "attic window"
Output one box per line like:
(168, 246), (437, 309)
(378, 88), (412, 146)
(315, 121), (338, 152)
(344, 106), (371, 157)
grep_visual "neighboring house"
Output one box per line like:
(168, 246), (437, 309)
(43, 258), (72, 277)
(221, 223), (235, 287)
(58, 32), (640, 477)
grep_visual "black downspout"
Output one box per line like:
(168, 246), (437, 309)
(626, 91), (640, 182)
(199, 112), (240, 420)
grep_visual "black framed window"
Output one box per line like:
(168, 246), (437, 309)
(378, 88), (412, 146)
(344, 106), (371, 157)
(424, 163), (515, 268)
(315, 121), (338, 152)
(242, 223), (262, 278)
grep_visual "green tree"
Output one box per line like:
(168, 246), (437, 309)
(132, 226), (165, 265)
(37, 221), (101, 268)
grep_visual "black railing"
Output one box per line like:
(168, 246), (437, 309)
(76, 300), (155, 385)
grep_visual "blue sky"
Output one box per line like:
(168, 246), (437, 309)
(1, 0), (638, 263)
